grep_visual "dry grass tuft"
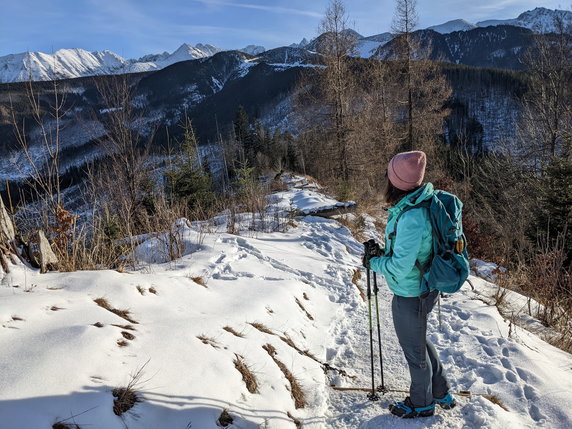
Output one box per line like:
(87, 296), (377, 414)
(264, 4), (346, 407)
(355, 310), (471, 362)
(233, 354), (259, 394)
(11, 316), (24, 321)
(249, 322), (274, 335)
(279, 334), (319, 362)
(262, 344), (306, 409)
(217, 409), (234, 427)
(303, 292), (310, 301)
(352, 269), (365, 301)
(190, 276), (207, 288)
(136, 286), (146, 295)
(287, 412), (303, 429)
(94, 297), (139, 324)
(112, 361), (148, 416)
(112, 387), (140, 416)
(148, 286), (158, 295)
(112, 324), (136, 331)
(117, 340), (129, 347)
(93, 322), (104, 328)
(121, 331), (135, 340)
(197, 335), (219, 348)
(50, 306), (64, 311)
(223, 326), (244, 338)
(295, 297), (314, 321)
(483, 394), (509, 411)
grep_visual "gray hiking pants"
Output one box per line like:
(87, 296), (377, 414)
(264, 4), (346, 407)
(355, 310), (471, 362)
(392, 290), (450, 407)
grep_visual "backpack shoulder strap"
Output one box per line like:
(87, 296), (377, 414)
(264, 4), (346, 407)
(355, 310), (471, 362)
(386, 198), (433, 256)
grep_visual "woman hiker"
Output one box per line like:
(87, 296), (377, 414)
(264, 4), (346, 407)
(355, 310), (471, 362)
(363, 150), (456, 418)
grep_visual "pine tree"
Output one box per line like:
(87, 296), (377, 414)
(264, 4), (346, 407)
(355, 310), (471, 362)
(165, 119), (215, 211)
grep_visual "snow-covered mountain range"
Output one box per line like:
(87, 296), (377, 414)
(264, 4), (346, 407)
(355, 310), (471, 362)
(0, 43), (261, 83)
(0, 7), (569, 83)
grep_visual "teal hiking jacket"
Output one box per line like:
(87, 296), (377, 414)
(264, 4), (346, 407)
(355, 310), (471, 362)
(369, 183), (434, 297)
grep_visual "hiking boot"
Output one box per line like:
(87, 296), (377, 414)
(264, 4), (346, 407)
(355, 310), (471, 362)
(434, 393), (456, 410)
(389, 397), (435, 418)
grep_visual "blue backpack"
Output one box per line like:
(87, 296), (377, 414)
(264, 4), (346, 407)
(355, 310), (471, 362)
(395, 190), (470, 295)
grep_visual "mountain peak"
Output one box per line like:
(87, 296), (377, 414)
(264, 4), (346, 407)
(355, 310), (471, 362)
(428, 19), (477, 34)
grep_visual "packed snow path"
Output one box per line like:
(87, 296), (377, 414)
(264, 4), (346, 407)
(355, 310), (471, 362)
(1, 183), (571, 428)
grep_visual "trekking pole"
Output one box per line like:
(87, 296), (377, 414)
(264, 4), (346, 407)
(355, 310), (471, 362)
(372, 272), (388, 394)
(366, 267), (380, 401)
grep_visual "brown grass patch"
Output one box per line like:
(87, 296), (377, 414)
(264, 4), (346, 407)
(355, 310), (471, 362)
(11, 316), (24, 321)
(148, 286), (157, 295)
(112, 387), (140, 415)
(112, 324), (136, 331)
(50, 306), (64, 311)
(190, 276), (207, 288)
(112, 361), (148, 416)
(483, 394), (509, 411)
(233, 354), (258, 393)
(217, 409), (234, 427)
(121, 331), (135, 340)
(249, 322), (274, 335)
(295, 297), (314, 320)
(197, 335), (219, 348)
(94, 298), (139, 324)
(277, 334), (356, 381)
(262, 344), (306, 409)
(136, 286), (146, 295)
(223, 326), (244, 338)
(303, 292), (309, 301)
(279, 334), (319, 362)
(287, 412), (303, 429)
(117, 340), (128, 347)
(93, 322), (104, 328)
(352, 269), (365, 301)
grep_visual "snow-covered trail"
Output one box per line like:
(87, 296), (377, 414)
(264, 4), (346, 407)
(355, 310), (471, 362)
(1, 181), (572, 428)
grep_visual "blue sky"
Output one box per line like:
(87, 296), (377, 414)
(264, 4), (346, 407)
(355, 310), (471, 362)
(0, 0), (565, 58)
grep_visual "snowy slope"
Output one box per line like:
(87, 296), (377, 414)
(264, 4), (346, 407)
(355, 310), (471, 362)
(1, 177), (571, 428)
(477, 7), (572, 33)
(428, 19), (478, 34)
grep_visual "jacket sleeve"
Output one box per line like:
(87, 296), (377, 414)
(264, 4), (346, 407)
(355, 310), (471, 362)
(369, 209), (425, 282)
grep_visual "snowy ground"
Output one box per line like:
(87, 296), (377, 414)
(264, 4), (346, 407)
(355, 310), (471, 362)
(1, 177), (571, 429)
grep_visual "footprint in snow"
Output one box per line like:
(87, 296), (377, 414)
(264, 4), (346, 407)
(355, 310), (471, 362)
(505, 370), (518, 382)
(500, 357), (512, 370)
(482, 345), (495, 357)
(529, 403), (547, 422)
(480, 366), (504, 384)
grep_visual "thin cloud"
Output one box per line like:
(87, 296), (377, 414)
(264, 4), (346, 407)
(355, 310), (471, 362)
(194, 0), (323, 18)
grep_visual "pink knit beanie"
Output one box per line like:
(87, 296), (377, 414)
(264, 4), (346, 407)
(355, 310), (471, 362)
(387, 151), (427, 191)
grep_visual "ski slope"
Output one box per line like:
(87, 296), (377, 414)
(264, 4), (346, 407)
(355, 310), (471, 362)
(0, 176), (571, 428)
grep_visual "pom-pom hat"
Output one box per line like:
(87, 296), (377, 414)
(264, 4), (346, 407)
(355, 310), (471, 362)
(387, 151), (427, 191)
